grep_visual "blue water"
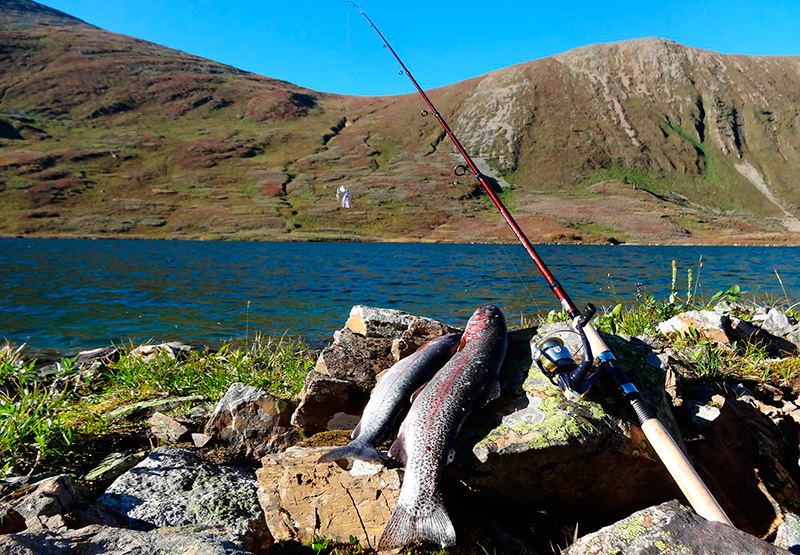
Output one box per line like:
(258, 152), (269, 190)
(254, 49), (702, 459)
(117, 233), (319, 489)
(1, 238), (799, 356)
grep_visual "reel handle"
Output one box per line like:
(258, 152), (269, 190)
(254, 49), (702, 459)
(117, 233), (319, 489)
(577, 303), (596, 328)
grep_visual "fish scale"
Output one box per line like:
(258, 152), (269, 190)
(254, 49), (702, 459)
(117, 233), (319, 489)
(379, 305), (507, 550)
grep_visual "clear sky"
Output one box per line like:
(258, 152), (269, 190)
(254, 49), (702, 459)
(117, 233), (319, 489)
(41, 0), (800, 97)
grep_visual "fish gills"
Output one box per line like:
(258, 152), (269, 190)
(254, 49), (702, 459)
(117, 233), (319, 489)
(378, 305), (507, 550)
(318, 332), (461, 464)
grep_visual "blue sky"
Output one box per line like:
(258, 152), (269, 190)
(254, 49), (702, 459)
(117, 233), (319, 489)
(42, 0), (800, 96)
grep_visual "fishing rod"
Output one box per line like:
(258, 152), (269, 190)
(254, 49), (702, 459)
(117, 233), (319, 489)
(349, 1), (733, 527)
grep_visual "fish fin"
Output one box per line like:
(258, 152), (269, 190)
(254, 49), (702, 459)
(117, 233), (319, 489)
(374, 366), (390, 384)
(317, 441), (387, 464)
(351, 419), (362, 440)
(388, 430), (408, 466)
(482, 377), (502, 407)
(409, 382), (428, 405)
(378, 495), (456, 550)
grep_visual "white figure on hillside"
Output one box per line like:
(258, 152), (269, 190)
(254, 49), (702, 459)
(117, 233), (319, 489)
(336, 184), (346, 204)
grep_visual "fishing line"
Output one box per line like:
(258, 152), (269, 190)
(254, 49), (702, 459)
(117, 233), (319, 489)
(499, 243), (541, 312)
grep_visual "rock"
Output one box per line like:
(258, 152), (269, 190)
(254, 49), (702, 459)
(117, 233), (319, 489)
(204, 382), (300, 458)
(74, 345), (120, 366)
(345, 305), (458, 338)
(0, 524), (257, 554)
(256, 445), (402, 548)
(290, 372), (371, 434)
(564, 500), (790, 554)
(128, 342), (194, 360)
(98, 447), (272, 550)
(147, 411), (191, 443)
(752, 307), (798, 339)
(658, 308), (797, 357)
(0, 506), (26, 534)
(192, 433), (214, 448)
(776, 513), (800, 554)
(727, 316), (797, 357)
(83, 451), (147, 483)
(657, 310), (730, 345)
(106, 394), (204, 420)
(291, 306), (457, 434)
(450, 325), (688, 534)
(5, 474), (87, 531)
(680, 390), (800, 536)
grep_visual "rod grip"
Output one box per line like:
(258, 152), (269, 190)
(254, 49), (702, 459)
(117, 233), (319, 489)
(641, 418), (733, 526)
(580, 322), (610, 358)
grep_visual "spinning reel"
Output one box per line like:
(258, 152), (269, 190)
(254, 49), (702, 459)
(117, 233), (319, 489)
(531, 303), (602, 401)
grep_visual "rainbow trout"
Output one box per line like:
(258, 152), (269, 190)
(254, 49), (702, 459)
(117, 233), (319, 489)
(318, 333), (461, 464)
(378, 305), (507, 550)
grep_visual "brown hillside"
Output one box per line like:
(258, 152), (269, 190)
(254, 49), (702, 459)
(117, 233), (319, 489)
(1, 1), (799, 244)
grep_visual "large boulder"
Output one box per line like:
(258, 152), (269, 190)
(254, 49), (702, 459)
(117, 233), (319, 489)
(98, 447), (272, 553)
(256, 445), (402, 548)
(290, 306), (458, 434)
(564, 500), (790, 554)
(204, 382), (300, 458)
(449, 325), (690, 535)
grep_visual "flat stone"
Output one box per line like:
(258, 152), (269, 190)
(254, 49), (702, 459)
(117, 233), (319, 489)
(257, 446), (401, 549)
(106, 395), (204, 420)
(84, 451), (146, 482)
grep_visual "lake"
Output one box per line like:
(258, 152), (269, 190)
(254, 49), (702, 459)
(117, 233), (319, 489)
(1, 238), (799, 356)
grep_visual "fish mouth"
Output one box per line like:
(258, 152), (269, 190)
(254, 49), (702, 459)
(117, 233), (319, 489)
(461, 305), (503, 345)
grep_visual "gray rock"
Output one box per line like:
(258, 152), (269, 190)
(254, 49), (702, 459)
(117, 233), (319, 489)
(564, 500), (790, 554)
(98, 447), (271, 548)
(345, 304), (458, 339)
(0, 524), (257, 554)
(776, 513), (800, 554)
(204, 382), (299, 458)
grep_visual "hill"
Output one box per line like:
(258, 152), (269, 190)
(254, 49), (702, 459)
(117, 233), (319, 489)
(2, 0), (800, 244)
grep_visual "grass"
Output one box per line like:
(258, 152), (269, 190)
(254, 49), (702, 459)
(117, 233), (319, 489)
(0, 333), (316, 477)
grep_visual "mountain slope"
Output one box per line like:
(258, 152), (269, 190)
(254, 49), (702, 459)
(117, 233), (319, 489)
(2, 0), (799, 244)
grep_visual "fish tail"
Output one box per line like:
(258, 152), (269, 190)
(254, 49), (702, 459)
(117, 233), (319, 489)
(317, 441), (386, 464)
(378, 496), (456, 550)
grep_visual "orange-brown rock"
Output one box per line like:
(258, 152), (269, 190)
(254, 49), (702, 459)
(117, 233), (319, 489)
(256, 446), (401, 549)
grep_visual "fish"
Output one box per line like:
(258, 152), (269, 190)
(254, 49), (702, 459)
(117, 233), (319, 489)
(318, 332), (462, 465)
(378, 305), (507, 550)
